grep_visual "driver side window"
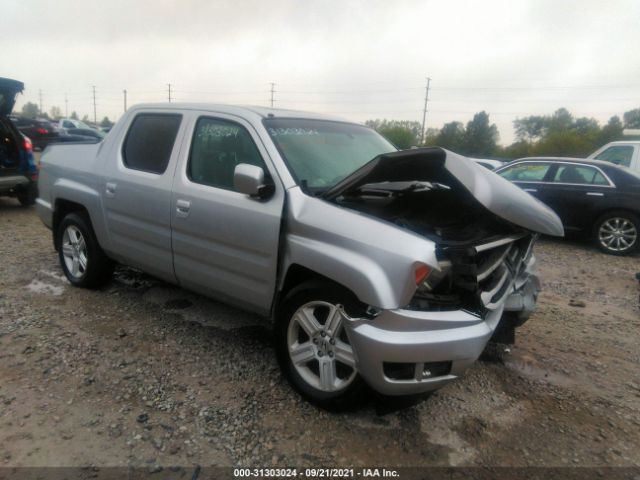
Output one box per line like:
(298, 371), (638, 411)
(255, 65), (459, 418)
(188, 117), (268, 191)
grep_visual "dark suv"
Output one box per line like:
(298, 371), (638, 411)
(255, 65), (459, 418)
(0, 77), (38, 206)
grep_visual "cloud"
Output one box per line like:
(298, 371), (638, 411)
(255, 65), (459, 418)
(2, 0), (638, 143)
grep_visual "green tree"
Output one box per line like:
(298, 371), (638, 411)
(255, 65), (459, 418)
(514, 115), (545, 142)
(100, 116), (113, 128)
(21, 102), (40, 118)
(434, 121), (465, 152)
(623, 108), (640, 128)
(462, 111), (499, 156)
(598, 116), (624, 145)
(70, 111), (78, 120)
(365, 119), (421, 149)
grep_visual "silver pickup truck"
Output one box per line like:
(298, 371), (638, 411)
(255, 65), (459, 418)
(36, 104), (563, 408)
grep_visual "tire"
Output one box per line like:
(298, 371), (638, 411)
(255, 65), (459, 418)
(17, 184), (37, 207)
(275, 282), (367, 410)
(56, 212), (114, 288)
(593, 211), (640, 256)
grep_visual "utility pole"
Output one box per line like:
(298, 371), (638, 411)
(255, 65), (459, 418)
(38, 89), (43, 115)
(92, 86), (97, 125)
(64, 93), (68, 117)
(269, 82), (276, 108)
(167, 83), (172, 102)
(420, 77), (431, 145)
(123, 89), (127, 112)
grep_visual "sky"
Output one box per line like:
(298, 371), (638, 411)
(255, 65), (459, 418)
(2, 0), (639, 144)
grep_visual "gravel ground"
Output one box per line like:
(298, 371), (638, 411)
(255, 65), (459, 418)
(1, 197), (639, 472)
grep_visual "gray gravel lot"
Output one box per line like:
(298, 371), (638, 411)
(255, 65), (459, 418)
(1, 197), (639, 471)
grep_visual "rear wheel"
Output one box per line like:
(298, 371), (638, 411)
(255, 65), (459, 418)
(275, 283), (367, 410)
(593, 211), (640, 256)
(56, 212), (114, 288)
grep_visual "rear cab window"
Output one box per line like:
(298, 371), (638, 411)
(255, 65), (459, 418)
(122, 113), (182, 174)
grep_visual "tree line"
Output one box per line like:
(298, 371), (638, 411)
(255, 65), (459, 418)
(366, 107), (640, 159)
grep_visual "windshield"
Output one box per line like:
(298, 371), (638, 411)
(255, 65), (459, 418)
(263, 118), (396, 190)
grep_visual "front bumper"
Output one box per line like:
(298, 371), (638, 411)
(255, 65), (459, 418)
(344, 255), (539, 396)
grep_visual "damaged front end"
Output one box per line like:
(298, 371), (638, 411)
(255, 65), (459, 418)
(323, 146), (561, 319)
(315, 147), (562, 394)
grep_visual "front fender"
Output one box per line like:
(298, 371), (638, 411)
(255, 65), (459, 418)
(283, 187), (439, 309)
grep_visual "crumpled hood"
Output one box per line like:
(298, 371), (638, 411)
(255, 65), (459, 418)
(0, 77), (24, 116)
(323, 147), (564, 237)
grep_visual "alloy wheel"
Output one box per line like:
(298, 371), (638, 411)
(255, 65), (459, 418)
(287, 301), (357, 393)
(598, 217), (637, 252)
(61, 225), (88, 279)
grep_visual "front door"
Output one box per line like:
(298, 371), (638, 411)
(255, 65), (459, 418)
(170, 113), (284, 314)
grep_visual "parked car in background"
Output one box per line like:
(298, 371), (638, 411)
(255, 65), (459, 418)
(0, 77), (39, 206)
(58, 118), (95, 130)
(9, 116), (60, 150)
(588, 141), (640, 170)
(10, 116), (101, 150)
(65, 127), (106, 140)
(496, 157), (640, 255)
(472, 158), (504, 170)
(36, 103), (563, 408)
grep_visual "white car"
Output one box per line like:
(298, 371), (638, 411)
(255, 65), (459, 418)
(472, 158), (504, 170)
(588, 141), (640, 171)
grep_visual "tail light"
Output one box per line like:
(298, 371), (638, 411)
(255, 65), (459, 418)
(23, 137), (33, 152)
(36, 127), (48, 135)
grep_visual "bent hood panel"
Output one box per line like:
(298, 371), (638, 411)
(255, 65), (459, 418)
(0, 78), (24, 116)
(323, 147), (564, 237)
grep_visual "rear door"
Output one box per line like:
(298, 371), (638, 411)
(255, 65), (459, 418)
(170, 112), (285, 314)
(535, 163), (615, 232)
(100, 110), (186, 283)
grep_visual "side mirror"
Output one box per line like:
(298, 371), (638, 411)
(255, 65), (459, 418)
(234, 163), (274, 199)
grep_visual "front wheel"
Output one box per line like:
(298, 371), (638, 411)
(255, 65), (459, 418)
(56, 212), (114, 288)
(593, 211), (640, 256)
(275, 283), (367, 410)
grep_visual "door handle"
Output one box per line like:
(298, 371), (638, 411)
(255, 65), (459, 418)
(176, 199), (191, 217)
(524, 188), (537, 193)
(586, 192), (604, 197)
(105, 182), (117, 197)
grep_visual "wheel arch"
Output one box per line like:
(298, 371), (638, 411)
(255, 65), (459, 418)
(52, 199), (92, 251)
(591, 207), (640, 233)
(273, 263), (368, 318)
